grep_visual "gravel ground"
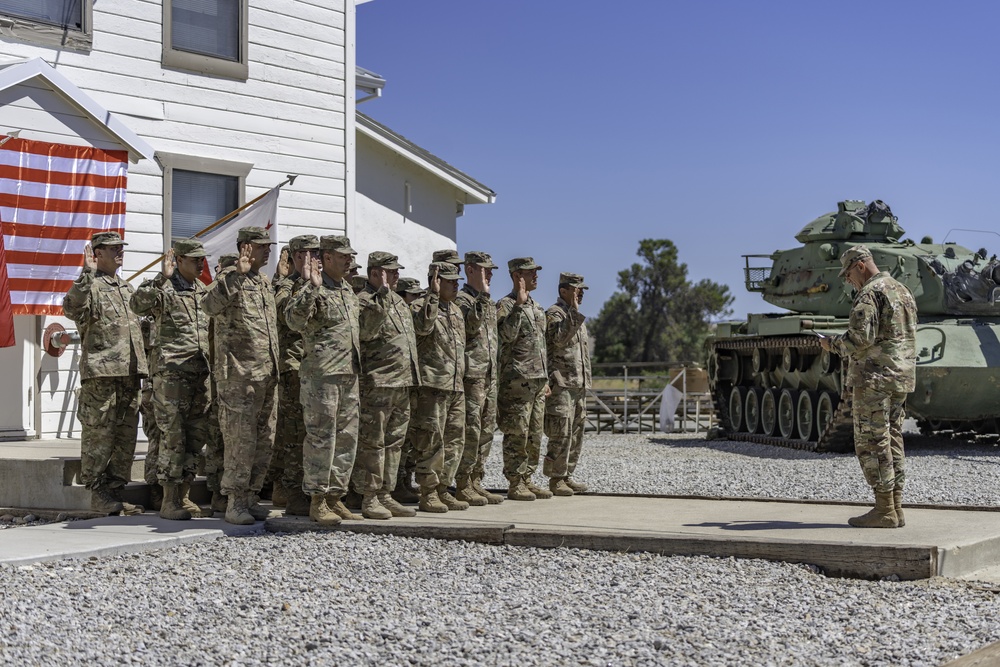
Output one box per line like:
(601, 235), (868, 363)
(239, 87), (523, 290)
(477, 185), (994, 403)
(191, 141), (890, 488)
(2, 431), (1000, 666)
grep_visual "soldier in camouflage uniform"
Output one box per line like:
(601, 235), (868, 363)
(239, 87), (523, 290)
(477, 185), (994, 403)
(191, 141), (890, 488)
(411, 262), (468, 513)
(543, 272), (592, 496)
(203, 252), (238, 513)
(131, 238), (212, 520)
(353, 252), (421, 520)
(62, 231), (147, 515)
(138, 316), (162, 510)
(391, 277), (426, 503)
(453, 251), (504, 505)
(284, 235), (363, 526)
(270, 235), (319, 516)
(202, 227), (280, 525)
(496, 257), (552, 501)
(821, 244), (917, 528)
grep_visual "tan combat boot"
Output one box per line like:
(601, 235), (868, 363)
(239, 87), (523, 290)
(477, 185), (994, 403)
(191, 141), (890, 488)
(284, 488), (311, 517)
(148, 484), (164, 512)
(549, 478), (574, 497)
(438, 485), (469, 511)
(392, 471), (421, 504)
(565, 478), (589, 494)
(309, 495), (341, 526)
(893, 488), (905, 528)
(506, 477), (535, 501)
(418, 489), (449, 513)
(344, 488), (364, 511)
(109, 487), (145, 515)
(525, 479), (553, 499)
(848, 490), (899, 528)
(472, 474), (504, 504)
(454, 477), (488, 506)
(90, 486), (124, 514)
(158, 483), (192, 521)
(377, 490), (417, 517)
(179, 481), (209, 518)
(362, 493), (392, 520)
(271, 481), (288, 508)
(326, 495), (364, 520)
(225, 492), (255, 525)
(246, 493), (271, 521)
(210, 491), (228, 514)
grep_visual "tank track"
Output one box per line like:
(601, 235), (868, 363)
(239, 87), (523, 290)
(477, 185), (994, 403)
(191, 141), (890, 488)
(709, 335), (854, 453)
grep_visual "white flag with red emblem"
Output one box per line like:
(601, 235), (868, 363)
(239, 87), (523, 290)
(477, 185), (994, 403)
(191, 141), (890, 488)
(197, 186), (280, 284)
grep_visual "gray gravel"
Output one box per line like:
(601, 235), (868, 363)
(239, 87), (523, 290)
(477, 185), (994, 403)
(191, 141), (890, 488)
(3, 431), (1000, 665)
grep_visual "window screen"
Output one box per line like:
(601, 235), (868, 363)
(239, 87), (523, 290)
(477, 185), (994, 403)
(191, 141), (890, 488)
(0, 0), (82, 30)
(171, 170), (239, 240)
(170, 0), (240, 61)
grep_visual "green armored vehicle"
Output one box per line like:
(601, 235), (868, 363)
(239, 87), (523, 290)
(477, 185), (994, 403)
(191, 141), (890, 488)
(706, 199), (1000, 451)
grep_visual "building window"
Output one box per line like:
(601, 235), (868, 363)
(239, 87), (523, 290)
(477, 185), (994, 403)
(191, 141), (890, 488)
(0, 0), (93, 51)
(162, 0), (248, 80)
(158, 153), (252, 247)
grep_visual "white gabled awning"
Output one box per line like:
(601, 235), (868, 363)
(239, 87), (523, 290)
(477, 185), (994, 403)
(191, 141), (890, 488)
(0, 57), (155, 163)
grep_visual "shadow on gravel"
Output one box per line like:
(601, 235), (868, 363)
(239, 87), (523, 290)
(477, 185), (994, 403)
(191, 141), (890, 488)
(686, 520), (846, 531)
(61, 514), (260, 536)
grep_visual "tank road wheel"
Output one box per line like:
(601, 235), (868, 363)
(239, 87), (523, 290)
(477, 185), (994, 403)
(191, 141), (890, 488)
(752, 348), (767, 374)
(726, 386), (745, 432)
(796, 391), (816, 441)
(761, 389), (778, 436)
(744, 388), (762, 434)
(816, 391), (839, 437)
(781, 347), (799, 374)
(777, 389), (797, 439)
(819, 349), (834, 375)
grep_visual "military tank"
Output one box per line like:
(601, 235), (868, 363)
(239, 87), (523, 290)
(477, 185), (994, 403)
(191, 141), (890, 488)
(706, 199), (1000, 452)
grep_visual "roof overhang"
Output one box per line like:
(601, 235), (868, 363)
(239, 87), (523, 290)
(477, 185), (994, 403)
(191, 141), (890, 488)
(356, 65), (385, 104)
(357, 112), (496, 205)
(0, 57), (155, 163)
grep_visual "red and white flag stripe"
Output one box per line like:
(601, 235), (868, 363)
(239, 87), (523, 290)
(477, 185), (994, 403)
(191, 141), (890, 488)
(0, 138), (128, 315)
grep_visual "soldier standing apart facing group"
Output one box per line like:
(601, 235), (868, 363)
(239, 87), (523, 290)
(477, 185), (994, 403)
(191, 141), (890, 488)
(353, 251), (420, 520)
(496, 258), (553, 501)
(820, 244), (917, 528)
(543, 273), (592, 496)
(63, 232), (147, 515)
(202, 227), (280, 525)
(131, 239), (212, 520)
(284, 236), (362, 526)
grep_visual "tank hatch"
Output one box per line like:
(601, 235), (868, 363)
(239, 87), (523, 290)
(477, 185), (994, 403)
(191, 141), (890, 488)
(795, 200), (905, 244)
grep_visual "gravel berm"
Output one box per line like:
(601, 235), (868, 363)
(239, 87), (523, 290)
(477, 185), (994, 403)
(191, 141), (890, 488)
(1, 432), (998, 666)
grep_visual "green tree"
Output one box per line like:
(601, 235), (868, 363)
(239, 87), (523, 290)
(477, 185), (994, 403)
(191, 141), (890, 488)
(590, 239), (733, 364)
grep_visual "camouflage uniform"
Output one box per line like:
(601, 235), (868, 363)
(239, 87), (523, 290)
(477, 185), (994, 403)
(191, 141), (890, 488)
(203, 253), (238, 499)
(496, 258), (547, 487)
(543, 273), (592, 486)
(272, 236), (318, 498)
(411, 264), (466, 494)
(355, 252), (421, 498)
(454, 252), (500, 495)
(284, 236), (361, 500)
(131, 250), (212, 486)
(831, 249), (917, 495)
(62, 232), (148, 504)
(201, 230), (280, 505)
(138, 317), (160, 488)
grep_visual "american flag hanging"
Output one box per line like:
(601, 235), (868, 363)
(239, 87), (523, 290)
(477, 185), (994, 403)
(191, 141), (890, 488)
(0, 137), (128, 315)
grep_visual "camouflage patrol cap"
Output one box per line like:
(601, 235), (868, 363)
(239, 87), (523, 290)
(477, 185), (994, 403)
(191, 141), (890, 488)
(396, 277), (423, 294)
(237, 226), (276, 245)
(431, 261), (461, 281)
(464, 250), (498, 269)
(320, 235), (356, 255)
(558, 272), (589, 290)
(91, 231), (127, 248)
(349, 259), (361, 271)
(288, 235), (320, 252)
(218, 253), (239, 269)
(173, 238), (208, 258)
(432, 249), (464, 265)
(368, 251), (404, 270)
(350, 275), (368, 293)
(838, 244), (873, 277)
(508, 257), (542, 272)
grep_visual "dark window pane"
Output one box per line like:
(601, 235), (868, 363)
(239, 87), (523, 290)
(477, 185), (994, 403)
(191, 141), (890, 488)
(171, 0), (240, 61)
(0, 0), (82, 30)
(171, 170), (239, 240)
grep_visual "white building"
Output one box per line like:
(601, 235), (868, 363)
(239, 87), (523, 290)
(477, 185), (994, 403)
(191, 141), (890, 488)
(0, 0), (493, 440)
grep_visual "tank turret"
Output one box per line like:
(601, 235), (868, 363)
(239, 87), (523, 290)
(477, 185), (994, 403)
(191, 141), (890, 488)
(706, 200), (1000, 452)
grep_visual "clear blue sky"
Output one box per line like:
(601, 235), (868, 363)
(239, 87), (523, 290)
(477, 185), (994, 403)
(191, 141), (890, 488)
(358, 1), (1000, 320)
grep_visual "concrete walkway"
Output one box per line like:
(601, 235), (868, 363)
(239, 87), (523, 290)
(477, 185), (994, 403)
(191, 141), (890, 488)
(4, 495), (1000, 581)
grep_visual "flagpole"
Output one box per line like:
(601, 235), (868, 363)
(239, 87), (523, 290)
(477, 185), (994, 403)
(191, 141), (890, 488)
(126, 175), (297, 282)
